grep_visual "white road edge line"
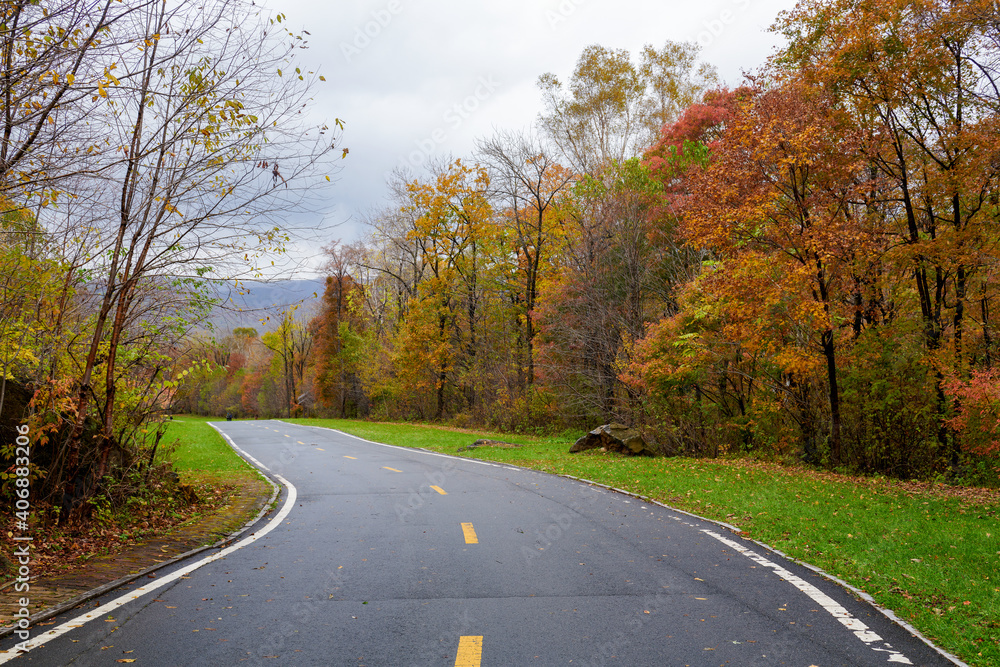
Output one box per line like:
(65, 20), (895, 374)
(559, 475), (966, 667)
(702, 529), (913, 665)
(0, 427), (296, 663)
(273, 420), (510, 470)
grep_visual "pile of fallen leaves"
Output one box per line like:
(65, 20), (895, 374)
(725, 458), (1000, 506)
(2, 479), (238, 582)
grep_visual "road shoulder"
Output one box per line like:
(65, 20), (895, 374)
(0, 473), (271, 636)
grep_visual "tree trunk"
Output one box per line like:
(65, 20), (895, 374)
(821, 328), (842, 465)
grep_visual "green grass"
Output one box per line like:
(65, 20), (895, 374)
(285, 417), (999, 666)
(158, 415), (260, 482)
(154, 415), (271, 542)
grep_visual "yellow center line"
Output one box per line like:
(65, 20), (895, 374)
(383, 466), (402, 472)
(454, 635), (483, 666)
(284, 434), (290, 438)
(430, 485), (447, 495)
(297, 441), (305, 444)
(315, 447), (325, 451)
(343, 455), (356, 459)
(461, 522), (478, 544)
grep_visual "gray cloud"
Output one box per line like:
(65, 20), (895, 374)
(260, 0), (797, 266)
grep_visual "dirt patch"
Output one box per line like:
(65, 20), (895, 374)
(457, 439), (524, 452)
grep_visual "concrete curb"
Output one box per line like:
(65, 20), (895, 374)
(0, 426), (281, 641)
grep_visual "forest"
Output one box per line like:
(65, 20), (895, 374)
(173, 0), (1000, 483)
(4, 0), (1000, 531)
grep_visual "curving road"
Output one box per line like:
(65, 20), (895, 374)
(1, 420), (956, 666)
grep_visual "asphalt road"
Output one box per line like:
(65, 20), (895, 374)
(1, 420), (957, 666)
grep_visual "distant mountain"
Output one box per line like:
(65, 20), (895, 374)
(203, 278), (326, 333)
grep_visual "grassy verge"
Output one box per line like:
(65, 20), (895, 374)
(286, 417), (998, 666)
(2, 417), (268, 582)
(159, 415), (263, 483)
(157, 415), (271, 533)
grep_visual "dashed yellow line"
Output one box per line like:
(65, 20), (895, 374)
(454, 635), (482, 666)
(343, 455), (356, 459)
(430, 485), (447, 495)
(383, 466), (402, 472)
(297, 441), (305, 444)
(316, 447), (325, 451)
(461, 522), (478, 544)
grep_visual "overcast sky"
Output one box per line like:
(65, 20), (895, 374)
(260, 0), (799, 276)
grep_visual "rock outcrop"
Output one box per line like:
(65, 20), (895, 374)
(569, 423), (657, 456)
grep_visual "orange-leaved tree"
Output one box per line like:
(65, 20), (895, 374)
(672, 81), (877, 464)
(774, 0), (1000, 465)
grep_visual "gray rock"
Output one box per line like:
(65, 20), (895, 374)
(570, 423), (657, 456)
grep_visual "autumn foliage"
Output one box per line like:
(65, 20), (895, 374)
(623, 0), (1000, 477)
(171, 13), (1000, 482)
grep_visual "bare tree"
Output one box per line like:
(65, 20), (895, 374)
(0, 0), (155, 201)
(477, 129), (573, 388)
(56, 0), (341, 520)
